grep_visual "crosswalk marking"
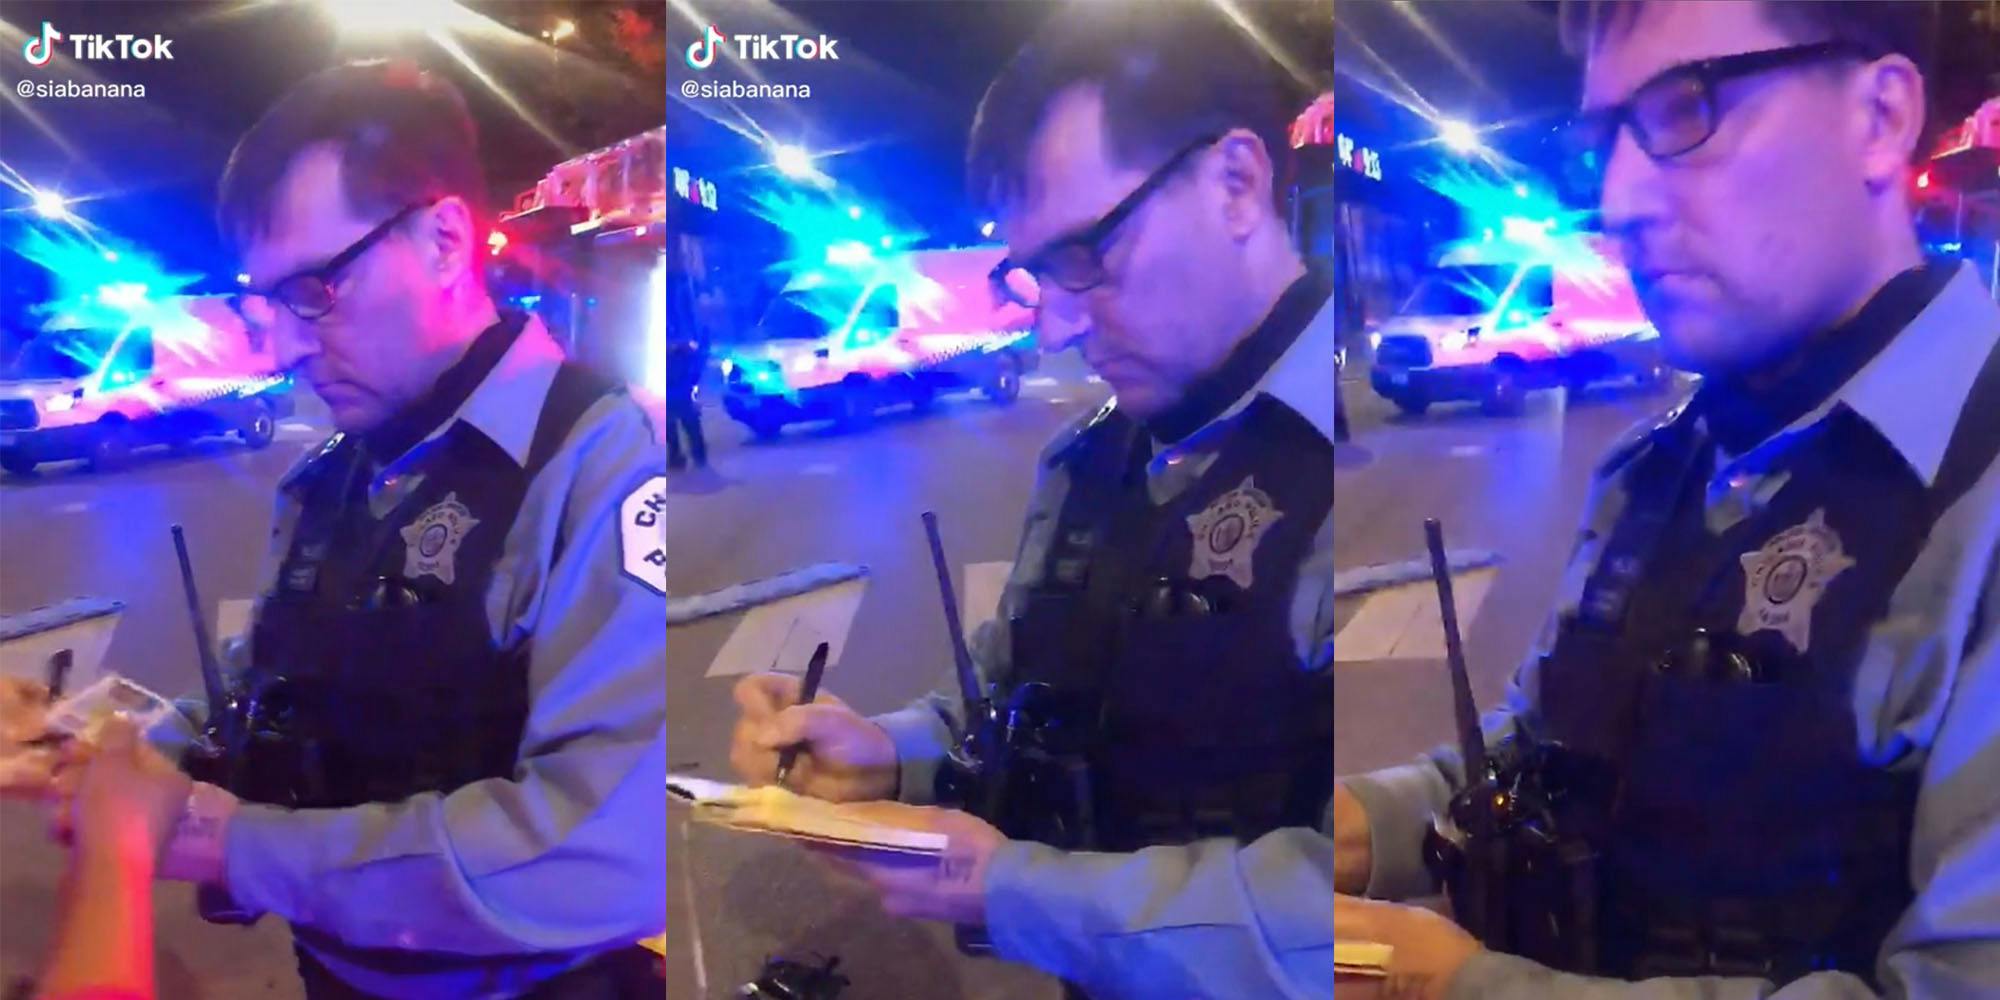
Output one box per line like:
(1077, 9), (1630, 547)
(1334, 567), (1498, 663)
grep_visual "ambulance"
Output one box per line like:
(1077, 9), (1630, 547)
(0, 294), (291, 474)
(1368, 230), (1666, 416)
(719, 244), (1040, 438)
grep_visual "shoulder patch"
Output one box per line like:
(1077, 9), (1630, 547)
(620, 475), (668, 595)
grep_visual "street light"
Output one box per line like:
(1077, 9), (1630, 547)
(550, 19), (576, 43)
(980, 221), (996, 239)
(31, 187), (69, 220)
(1439, 119), (1480, 154)
(772, 143), (816, 179)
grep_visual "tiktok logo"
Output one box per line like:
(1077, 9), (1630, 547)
(23, 21), (62, 67)
(685, 25), (723, 71)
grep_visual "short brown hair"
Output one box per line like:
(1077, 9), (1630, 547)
(966, 3), (1311, 219)
(218, 60), (487, 248)
(1559, 1), (1934, 74)
(1559, 1), (1936, 159)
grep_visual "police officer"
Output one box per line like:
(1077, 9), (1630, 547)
(109, 62), (669, 998)
(728, 8), (1335, 999)
(1333, 2), (2000, 998)
(664, 323), (709, 471)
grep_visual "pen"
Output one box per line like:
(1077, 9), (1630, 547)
(774, 642), (831, 787)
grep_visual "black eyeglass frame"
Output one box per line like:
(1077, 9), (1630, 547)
(247, 199), (439, 321)
(988, 132), (1226, 308)
(1557, 40), (1876, 195)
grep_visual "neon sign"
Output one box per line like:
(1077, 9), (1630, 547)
(1336, 133), (1382, 181)
(672, 166), (718, 211)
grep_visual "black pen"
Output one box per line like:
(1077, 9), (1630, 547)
(774, 642), (831, 787)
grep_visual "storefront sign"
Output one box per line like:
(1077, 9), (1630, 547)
(673, 166), (718, 211)
(1337, 133), (1382, 181)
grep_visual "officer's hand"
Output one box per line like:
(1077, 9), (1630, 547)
(812, 806), (1003, 926)
(730, 673), (898, 802)
(1, 677), (60, 800)
(1332, 782), (1372, 894)
(1333, 894), (1481, 1000)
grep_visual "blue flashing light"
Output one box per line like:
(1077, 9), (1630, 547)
(826, 241), (874, 267)
(847, 205), (863, 220)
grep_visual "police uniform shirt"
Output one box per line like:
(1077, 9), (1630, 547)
(870, 279), (1337, 999)
(217, 315), (668, 998)
(1343, 262), (2000, 999)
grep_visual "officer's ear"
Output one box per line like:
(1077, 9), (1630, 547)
(417, 196), (482, 288)
(1213, 128), (1275, 243)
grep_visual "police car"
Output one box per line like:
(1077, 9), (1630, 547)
(1369, 233), (1667, 417)
(720, 245), (1039, 438)
(0, 295), (293, 475)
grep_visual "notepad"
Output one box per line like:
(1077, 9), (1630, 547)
(668, 775), (949, 856)
(1334, 940), (1394, 977)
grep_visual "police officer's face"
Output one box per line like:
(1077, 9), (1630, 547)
(1000, 87), (1264, 419)
(241, 145), (474, 432)
(1582, 0), (1925, 375)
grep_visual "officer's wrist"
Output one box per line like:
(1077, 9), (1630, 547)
(158, 781), (236, 885)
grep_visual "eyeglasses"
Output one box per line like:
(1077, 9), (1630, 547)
(989, 133), (1224, 310)
(1554, 41), (1873, 202)
(247, 200), (436, 321)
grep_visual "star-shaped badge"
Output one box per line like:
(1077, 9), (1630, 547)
(400, 492), (480, 586)
(1736, 508), (1855, 655)
(1185, 477), (1284, 590)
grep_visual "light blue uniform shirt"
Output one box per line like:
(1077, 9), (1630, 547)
(874, 290), (1338, 1000)
(209, 319), (668, 998)
(1345, 263), (2000, 999)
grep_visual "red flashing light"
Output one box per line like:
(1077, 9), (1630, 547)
(1916, 170), (1930, 190)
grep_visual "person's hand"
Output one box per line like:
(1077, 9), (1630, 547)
(1333, 894), (1482, 1000)
(730, 673), (898, 802)
(65, 717), (192, 864)
(0, 676), (60, 800)
(813, 806), (1005, 925)
(1332, 782), (1372, 893)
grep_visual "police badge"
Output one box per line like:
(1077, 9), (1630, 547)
(1736, 508), (1854, 654)
(1185, 477), (1284, 590)
(400, 493), (480, 586)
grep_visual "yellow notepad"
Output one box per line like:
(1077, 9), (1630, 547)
(668, 775), (949, 856)
(1334, 940), (1393, 977)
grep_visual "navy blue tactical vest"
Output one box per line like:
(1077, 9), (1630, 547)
(1535, 341), (2000, 985)
(227, 359), (614, 811)
(1006, 395), (1334, 852)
